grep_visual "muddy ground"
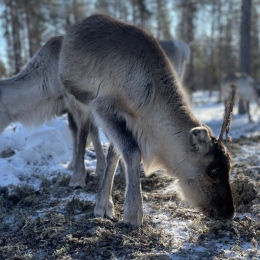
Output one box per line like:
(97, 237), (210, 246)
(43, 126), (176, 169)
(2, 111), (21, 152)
(0, 136), (260, 260)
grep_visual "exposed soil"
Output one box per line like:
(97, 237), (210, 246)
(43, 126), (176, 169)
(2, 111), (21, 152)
(0, 136), (260, 259)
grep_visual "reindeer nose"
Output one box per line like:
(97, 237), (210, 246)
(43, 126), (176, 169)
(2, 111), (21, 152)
(219, 204), (235, 220)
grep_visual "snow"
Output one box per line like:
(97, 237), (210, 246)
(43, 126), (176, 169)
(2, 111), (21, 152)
(0, 117), (72, 187)
(192, 91), (260, 138)
(0, 90), (260, 258)
(1, 90), (259, 188)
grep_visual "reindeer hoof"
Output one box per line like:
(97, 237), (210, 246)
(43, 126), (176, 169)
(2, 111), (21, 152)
(69, 171), (88, 188)
(123, 209), (143, 229)
(123, 200), (143, 228)
(94, 195), (115, 218)
(69, 179), (87, 188)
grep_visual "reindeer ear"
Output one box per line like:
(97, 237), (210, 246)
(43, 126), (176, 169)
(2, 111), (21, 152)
(190, 127), (212, 155)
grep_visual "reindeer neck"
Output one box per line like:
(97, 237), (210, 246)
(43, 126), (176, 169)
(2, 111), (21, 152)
(138, 93), (200, 175)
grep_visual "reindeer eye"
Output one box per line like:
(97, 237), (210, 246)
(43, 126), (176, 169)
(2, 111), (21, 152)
(209, 168), (221, 179)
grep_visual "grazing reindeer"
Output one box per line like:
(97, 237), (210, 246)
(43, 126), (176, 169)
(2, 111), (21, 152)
(160, 40), (191, 83)
(0, 36), (106, 187)
(118, 39), (191, 178)
(221, 72), (260, 123)
(59, 14), (234, 228)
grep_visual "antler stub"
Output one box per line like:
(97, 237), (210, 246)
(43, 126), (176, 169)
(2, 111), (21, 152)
(218, 84), (236, 144)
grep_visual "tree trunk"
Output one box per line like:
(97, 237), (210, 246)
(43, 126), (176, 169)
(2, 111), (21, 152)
(238, 0), (252, 114)
(9, 0), (22, 74)
(178, 1), (196, 92)
(23, 0), (34, 58)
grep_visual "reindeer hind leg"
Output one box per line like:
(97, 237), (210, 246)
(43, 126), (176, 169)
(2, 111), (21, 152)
(94, 144), (120, 219)
(67, 112), (78, 171)
(69, 118), (90, 188)
(89, 120), (106, 178)
(246, 101), (254, 123)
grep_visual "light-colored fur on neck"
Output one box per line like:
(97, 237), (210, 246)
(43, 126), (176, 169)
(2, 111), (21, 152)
(128, 91), (200, 175)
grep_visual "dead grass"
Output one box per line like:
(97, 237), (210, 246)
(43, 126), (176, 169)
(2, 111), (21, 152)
(0, 136), (260, 259)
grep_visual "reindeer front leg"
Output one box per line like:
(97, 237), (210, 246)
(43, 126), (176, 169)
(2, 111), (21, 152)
(122, 145), (143, 228)
(93, 98), (143, 228)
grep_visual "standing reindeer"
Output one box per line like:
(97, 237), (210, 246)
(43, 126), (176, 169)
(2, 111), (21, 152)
(221, 72), (260, 122)
(159, 40), (191, 83)
(0, 36), (106, 188)
(59, 14), (234, 228)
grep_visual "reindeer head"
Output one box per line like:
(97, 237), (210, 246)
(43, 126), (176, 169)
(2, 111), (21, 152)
(177, 87), (236, 221)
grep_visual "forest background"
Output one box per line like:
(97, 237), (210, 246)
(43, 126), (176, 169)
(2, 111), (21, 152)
(0, 0), (258, 95)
